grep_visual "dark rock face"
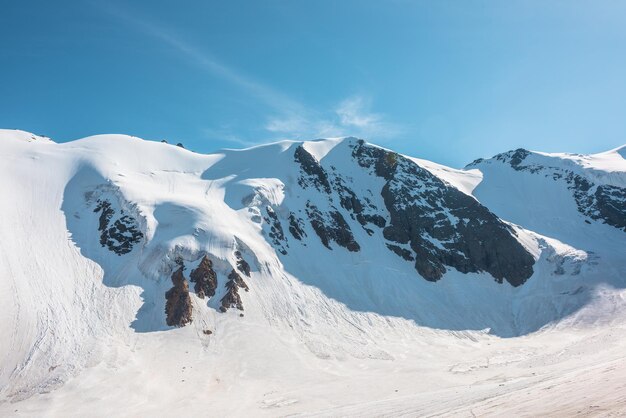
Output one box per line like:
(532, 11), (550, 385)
(189, 255), (218, 299)
(288, 213), (306, 241)
(279, 140), (539, 285)
(293, 146), (363, 251)
(356, 213), (386, 229)
(487, 148), (541, 174)
(333, 175), (364, 214)
(165, 267), (193, 327)
(507, 149), (531, 170)
(475, 149), (626, 233)
(220, 270), (249, 312)
(294, 145), (331, 193)
(332, 174), (386, 232)
(306, 203), (360, 252)
(264, 206), (288, 255)
(235, 251), (251, 277)
(386, 244), (414, 261)
(574, 182), (626, 232)
(593, 185), (626, 231)
(353, 140), (535, 286)
(93, 199), (143, 255)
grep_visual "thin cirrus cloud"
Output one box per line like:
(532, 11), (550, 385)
(96, 2), (402, 145)
(266, 95), (403, 141)
(336, 96), (402, 138)
(337, 96), (381, 129)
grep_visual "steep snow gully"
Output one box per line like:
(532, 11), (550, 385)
(1, 129), (625, 416)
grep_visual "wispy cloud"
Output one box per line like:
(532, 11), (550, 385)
(337, 96), (381, 129)
(265, 95), (402, 141)
(96, 3), (402, 144)
(96, 2), (303, 115)
(335, 96), (401, 138)
(201, 126), (257, 148)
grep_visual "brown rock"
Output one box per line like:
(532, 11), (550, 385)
(165, 267), (193, 327)
(189, 255), (218, 299)
(220, 269), (248, 312)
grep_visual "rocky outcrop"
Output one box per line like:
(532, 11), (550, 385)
(333, 175), (364, 213)
(570, 177), (626, 232)
(220, 270), (249, 312)
(93, 199), (143, 255)
(189, 255), (218, 299)
(386, 244), (414, 261)
(332, 174), (386, 233)
(306, 203), (360, 252)
(294, 145), (331, 193)
(235, 251), (251, 277)
(293, 145), (368, 250)
(165, 267), (193, 327)
(593, 185), (626, 231)
(263, 139), (540, 286)
(353, 140), (535, 286)
(288, 212), (306, 241)
(264, 206), (288, 255)
(356, 213), (386, 230)
(501, 148), (533, 171)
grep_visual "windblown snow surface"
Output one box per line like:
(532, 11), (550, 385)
(1, 129), (626, 417)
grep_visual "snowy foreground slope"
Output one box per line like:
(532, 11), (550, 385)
(1, 129), (625, 416)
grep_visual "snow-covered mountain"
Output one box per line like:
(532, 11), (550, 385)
(1, 129), (625, 416)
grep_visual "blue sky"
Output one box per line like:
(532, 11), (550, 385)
(1, 1), (625, 167)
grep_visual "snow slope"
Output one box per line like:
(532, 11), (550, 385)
(0, 129), (625, 416)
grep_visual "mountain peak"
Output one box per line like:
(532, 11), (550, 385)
(608, 144), (626, 159)
(0, 129), (54, 144)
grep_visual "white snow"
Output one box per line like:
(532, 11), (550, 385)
(1, 130), (625, 416)
(528, 146), (626, 187)
(409, 156), (484, 195)
(302, 136), (346, 160)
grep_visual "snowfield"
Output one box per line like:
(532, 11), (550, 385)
(0, 129), (625, 417)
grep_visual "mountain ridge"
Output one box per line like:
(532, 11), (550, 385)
(1, 129), (625, 414)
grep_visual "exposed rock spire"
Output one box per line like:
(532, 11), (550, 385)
(220, 270), (249, 312)
(165, 267), (193, 327)
(189, 255), (218, 299)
